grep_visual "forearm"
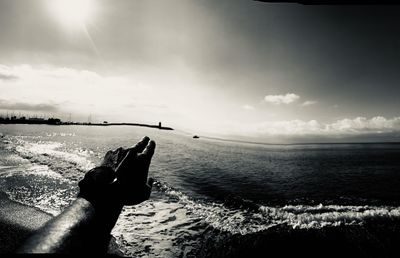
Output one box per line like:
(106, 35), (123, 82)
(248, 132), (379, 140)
(18, 198), (121, 253)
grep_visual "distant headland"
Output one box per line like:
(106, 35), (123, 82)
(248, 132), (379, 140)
(0, 115), (173, 130)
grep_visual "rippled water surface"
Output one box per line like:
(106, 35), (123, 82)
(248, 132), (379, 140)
(1, 125), (400, 256)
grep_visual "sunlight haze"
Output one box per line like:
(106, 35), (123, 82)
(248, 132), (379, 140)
(1, 0), (400, 143)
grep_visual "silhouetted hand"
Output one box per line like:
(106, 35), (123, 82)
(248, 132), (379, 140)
(18, 137), (156, 253)
(78, 136), (156, 210)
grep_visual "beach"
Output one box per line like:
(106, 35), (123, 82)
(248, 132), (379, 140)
(0, 191), (124, 254)
(0, 191), (51, 253)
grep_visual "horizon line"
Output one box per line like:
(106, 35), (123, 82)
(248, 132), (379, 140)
(199, 136), (400, 146)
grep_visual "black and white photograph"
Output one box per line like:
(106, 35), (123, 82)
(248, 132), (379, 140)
(1, 0), (400, 257)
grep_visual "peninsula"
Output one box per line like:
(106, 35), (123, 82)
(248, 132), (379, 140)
(0, 116), (173, 130)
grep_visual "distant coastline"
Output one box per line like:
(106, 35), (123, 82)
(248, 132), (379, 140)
(0, 116), (174, 130)
(63, 122), (174, 130)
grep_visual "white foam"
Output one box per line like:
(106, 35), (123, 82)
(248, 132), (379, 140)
(6, 185), (74, 216)
(260, 204), (400, 229)
(12, 137), (95, 171)
(158, 183), (400, 234)
(0, 160), (75, 216)
(45, 132), (76, 137)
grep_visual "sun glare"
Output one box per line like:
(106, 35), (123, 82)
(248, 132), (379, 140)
(48, 0), (95, 28)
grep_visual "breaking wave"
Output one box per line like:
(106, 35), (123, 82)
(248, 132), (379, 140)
(156, 181), (400, 234)
(4, 136), (95, 181)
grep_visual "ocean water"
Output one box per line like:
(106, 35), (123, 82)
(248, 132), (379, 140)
(1, 124), (400, 256)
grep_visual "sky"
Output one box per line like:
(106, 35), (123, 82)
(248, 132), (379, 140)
(1, 0), (400, 143)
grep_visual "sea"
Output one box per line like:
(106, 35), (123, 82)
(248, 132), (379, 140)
(1, 124), (400, 257)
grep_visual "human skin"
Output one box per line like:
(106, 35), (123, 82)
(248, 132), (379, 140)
(18, 136), (156, 253)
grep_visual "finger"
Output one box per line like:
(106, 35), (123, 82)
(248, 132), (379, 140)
(100, 150), (114, 166)
(118, 138), (153, 172)
(116, 147), (129, 164)
(115, 148), (136, 174)
(142, 140), (156, 159)
(131, 136), (150, 153)
(139, 141), (156, 180)
(147, 177), (154, 188)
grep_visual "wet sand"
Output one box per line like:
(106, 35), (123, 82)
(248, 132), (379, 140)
(0, 191), (51, 253)
(0, 191), (122, 254)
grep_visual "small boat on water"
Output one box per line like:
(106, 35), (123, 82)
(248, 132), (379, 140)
(193, 135), (200, 139)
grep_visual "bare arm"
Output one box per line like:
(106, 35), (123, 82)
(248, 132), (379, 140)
(18, 136), (156, 253)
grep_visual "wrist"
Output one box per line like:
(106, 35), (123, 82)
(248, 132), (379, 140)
(77, 196), (122, 234)
(77, 166), (123, 210)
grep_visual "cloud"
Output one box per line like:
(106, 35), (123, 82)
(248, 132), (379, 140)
(327, 116), (400, 133)
(0, 65), (18, 81)
(264, 93), (299, 105)
(243, 104), (255, 110)
(0, 73), (18, 81)
(0, 64), (152, 120)
(0, 99), (59, 112)
(0, 64), (218, 127)
(0, 64), (150, 103)
(301, 100), (317, 107)
(230, 116), (400, 137)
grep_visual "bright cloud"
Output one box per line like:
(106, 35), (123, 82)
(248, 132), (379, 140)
(327, 116), (400, 133)
(0, 64), (165, 123)
(301, 100), (317, 107)
(243, 104), (255, 110)
(264, 93), (299, 105)
(0, 99), (59, 112)
(0, 64), (236, 130)
(230, 116), (400, 137)
(0, 65), (19, 81)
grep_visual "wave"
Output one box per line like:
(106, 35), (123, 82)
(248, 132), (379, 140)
(45, 132), (76, 137)
(4, 136), (95, 181)
(0, 159), (76, 215)
(155, 181), (400, 234)
(259, 204), (400, 229)
(14, 140), (95, 171)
